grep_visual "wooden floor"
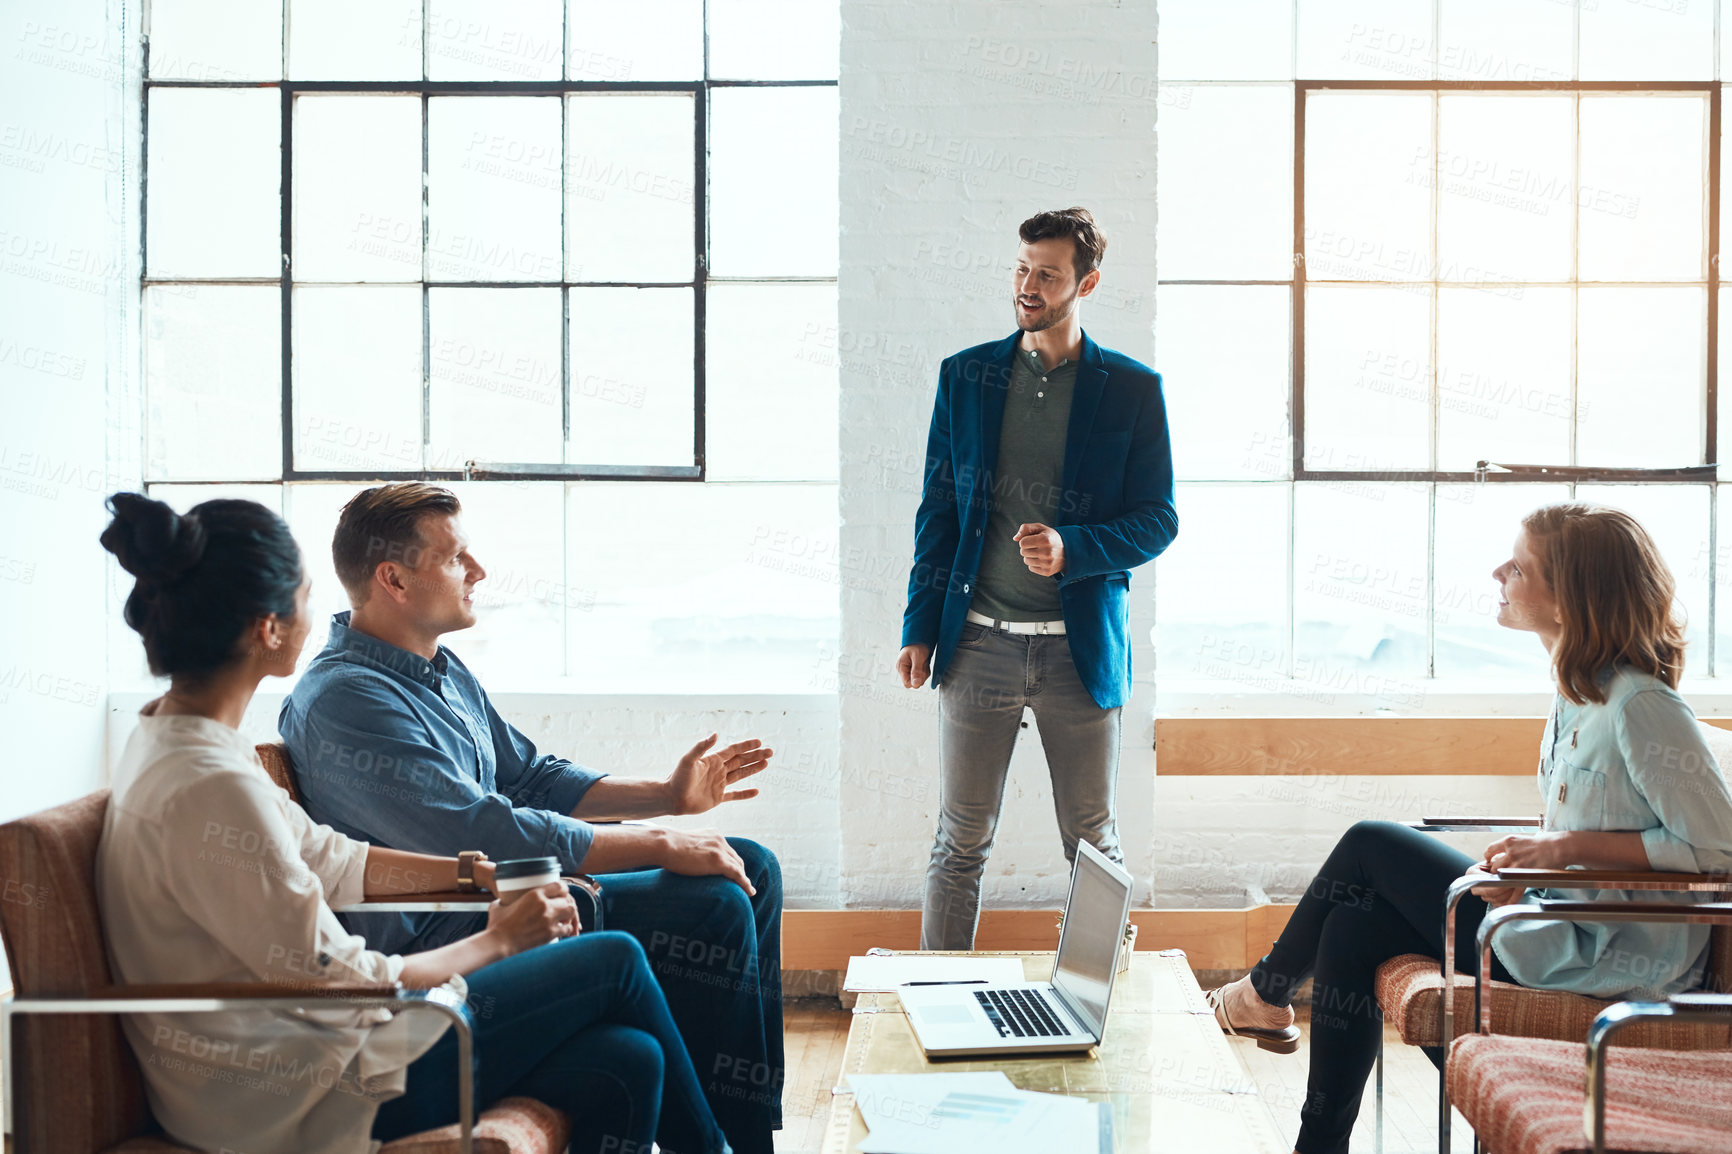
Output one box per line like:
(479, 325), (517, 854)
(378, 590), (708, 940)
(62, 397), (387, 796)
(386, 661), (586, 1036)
(772, 1002), (1477, 1154)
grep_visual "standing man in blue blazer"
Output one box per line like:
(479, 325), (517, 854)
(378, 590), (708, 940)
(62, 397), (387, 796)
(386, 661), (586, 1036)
(896, 207), (1178, 950)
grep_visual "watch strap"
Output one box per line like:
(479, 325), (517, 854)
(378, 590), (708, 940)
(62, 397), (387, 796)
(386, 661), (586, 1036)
(457, 850), (486, 893)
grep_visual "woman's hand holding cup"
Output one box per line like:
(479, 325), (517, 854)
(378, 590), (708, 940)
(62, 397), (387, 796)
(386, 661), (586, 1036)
(487, 883), (578, 954)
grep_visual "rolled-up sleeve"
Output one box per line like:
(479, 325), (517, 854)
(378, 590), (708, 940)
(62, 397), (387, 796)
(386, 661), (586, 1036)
(1617, 689), (1732, 875)
(162, 772), (400, 987)
(291, 673), (599, 872)
(484, 697), (607, 817)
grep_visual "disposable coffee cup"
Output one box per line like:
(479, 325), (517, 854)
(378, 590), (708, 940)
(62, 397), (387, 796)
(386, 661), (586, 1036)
(492, 857), (562, 905)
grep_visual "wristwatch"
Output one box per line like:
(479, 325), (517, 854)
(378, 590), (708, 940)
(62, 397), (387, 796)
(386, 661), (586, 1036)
(456, 850), (489, 893)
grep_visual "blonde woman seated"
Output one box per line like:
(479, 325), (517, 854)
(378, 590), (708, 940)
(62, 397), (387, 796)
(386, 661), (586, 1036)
(96, 493), (730, 1154)
(1205, 503), (1732, 1154)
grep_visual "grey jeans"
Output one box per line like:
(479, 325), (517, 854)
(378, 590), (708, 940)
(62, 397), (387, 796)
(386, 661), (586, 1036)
(921, 620), (1124, 951)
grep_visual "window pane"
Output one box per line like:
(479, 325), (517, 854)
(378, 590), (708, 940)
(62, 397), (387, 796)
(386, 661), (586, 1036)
(1579, 96), (1706, 282)
(427, 97), (562, 283)
(706, 283), (838, 482)
(1154, 483), (1290, 681)
(1436, 287), (1572, 471)
(566, 482), (840, 692)
(1305, 92), (1432, 282)
(565, 94), (694, 283)
(1577, 287), (1705, 469)
(426, 0), (561, 81)
(1580, 0), (1714, 81)
(148, 0), (281, 80)
(1437, 0), (1572, 83)
(444, 482), (565, 680)
(567, 288), (694, 466)
(1433, 481), (1568, 679)
(283, 482), (371, 668)
(709, 0), (838, 80)
(1294, 483), (1431, 685)
(710, 87), (838, 277)
(1298, 0), (1433, 80)
(1576, 484), (1710, 667)
(567, 0), (702, 80)
(1156, 0), (1290, 80)
(145, 286), (282, 481)
(1305, 285), (1430, 471)
(292, 286), (423, 472)
(289, 0), (421, 79)
(293, 95), (422, 282)
(149, 484), (284, 518)
(146, 88), (281, 278)
(428, 288), (563, 468)
(1156, 86), (1292, 281)
(1156, 285), (1290, 480)
(1436, 95), (1573, 284)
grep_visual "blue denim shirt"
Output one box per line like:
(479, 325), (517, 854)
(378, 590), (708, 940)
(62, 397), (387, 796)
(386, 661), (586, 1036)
(278, 612), (607, 953)
(1493, 665), (1732, 999)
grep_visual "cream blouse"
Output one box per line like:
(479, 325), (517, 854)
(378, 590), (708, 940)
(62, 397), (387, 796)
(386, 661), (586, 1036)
(96, 711), (461, 1154)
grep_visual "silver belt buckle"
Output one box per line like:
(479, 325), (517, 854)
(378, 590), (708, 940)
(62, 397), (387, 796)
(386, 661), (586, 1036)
(1036, 621), (1052, 635)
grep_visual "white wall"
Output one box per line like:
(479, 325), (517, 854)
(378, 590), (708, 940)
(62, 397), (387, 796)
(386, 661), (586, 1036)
(837, 0), (1163, 908)
(0, 0), (140, 824)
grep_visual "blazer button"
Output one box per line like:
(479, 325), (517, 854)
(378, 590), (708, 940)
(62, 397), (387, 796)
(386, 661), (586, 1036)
(975, 528), (982, 537)
(963, 583), (971, 593)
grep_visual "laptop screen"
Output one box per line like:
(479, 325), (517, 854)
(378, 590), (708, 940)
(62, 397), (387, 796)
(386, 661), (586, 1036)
(1051, 842), (1132, 1036)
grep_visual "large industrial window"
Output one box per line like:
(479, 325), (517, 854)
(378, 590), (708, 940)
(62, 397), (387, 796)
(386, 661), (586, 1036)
(1155, 0), (1722, 699)
(142, 0), (841, 691)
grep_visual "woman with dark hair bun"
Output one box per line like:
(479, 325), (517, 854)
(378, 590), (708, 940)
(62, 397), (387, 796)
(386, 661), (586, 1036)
(96, 493), (732, 1154)
(1202, 503), (1732, 1154)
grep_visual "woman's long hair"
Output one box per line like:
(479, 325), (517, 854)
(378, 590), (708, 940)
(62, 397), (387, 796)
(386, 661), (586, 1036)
(1522, 503), (1685, 704)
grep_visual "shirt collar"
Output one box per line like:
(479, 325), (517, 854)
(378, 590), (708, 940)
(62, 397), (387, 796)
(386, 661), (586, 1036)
(327, 610), (450, 687)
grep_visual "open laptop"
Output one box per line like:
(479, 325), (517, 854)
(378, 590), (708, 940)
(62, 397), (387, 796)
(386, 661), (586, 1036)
(897, 840), (1134, 1057)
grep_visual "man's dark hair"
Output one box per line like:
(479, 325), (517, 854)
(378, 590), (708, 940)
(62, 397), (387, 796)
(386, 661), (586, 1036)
(332, 482), (463, 604)
(101, 493), (304, 679)
(1019, 207), (1107, 282)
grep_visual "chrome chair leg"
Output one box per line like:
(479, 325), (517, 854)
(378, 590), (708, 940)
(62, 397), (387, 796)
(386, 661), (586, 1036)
(1374, 1032), (1384, 1154)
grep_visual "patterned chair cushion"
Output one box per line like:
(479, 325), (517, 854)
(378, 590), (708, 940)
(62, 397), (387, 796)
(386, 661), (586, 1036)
(1448, 1033), (1732, 1154)
(1376, 952), (1732, 1049)
(378, 1096), (572, 1154)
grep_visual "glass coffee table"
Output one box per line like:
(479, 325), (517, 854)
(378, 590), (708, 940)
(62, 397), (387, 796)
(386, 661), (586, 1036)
(820, 949), (1288, 1153)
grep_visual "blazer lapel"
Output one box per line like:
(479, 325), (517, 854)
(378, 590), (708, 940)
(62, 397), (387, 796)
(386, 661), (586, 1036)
(1062, 332), (1108, 496)
(976, 332), (1020, 499)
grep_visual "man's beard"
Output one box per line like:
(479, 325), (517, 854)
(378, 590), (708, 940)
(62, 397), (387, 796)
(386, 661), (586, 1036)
(1014, 287), (1079, 333)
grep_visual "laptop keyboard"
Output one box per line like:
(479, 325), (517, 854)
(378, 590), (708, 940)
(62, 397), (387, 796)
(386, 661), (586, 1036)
(974, 988), (1072, 1038)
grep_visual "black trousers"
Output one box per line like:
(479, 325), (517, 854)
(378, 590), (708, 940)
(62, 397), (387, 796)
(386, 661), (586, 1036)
(1248, 820), (1515, 1154)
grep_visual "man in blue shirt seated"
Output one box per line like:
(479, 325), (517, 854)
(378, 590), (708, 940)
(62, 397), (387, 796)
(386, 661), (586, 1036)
(279, 482), (784, 1154)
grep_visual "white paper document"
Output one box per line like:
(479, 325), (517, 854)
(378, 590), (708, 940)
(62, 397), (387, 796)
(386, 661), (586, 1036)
(841, 954), (1027, 992)
(847, 1072), (1111, 1154)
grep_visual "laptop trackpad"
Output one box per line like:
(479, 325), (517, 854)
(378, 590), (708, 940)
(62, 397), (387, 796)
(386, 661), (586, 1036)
(915, 1004), (976, 1026)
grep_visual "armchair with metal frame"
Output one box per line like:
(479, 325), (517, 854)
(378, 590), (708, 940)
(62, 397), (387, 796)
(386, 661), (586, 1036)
(1445, 900), (1732, 1154)
(0, 784), (572, 1154)
(1370, 813), (1732, 1154)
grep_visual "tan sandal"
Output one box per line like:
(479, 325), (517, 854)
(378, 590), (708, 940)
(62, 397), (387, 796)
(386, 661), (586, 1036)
(1206, 986), (1301, 1054)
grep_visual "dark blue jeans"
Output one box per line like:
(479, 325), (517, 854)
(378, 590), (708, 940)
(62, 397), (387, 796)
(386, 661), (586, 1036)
(393, 838), (784, 1154)
(372, 931), (728, 1154)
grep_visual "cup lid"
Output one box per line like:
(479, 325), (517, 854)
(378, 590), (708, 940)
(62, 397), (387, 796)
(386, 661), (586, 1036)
(493, 856), (562, 880)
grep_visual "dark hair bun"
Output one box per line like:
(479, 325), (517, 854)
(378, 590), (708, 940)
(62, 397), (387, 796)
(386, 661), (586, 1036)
(100, 492), (208, 584)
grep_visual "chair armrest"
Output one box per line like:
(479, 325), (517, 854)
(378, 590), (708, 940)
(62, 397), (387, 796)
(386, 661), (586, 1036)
(1584, 992), (1732, 1154)
(335, 890), (494, 913)
(1, 983), (477, 1152)
(1409, 817), (1542, 833)
(1494, 867), (1732, 891)
(1474, 900), (1732, 1035)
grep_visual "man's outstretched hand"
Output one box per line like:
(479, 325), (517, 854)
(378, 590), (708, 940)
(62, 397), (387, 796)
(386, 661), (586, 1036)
(667, 734), (773, 816)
